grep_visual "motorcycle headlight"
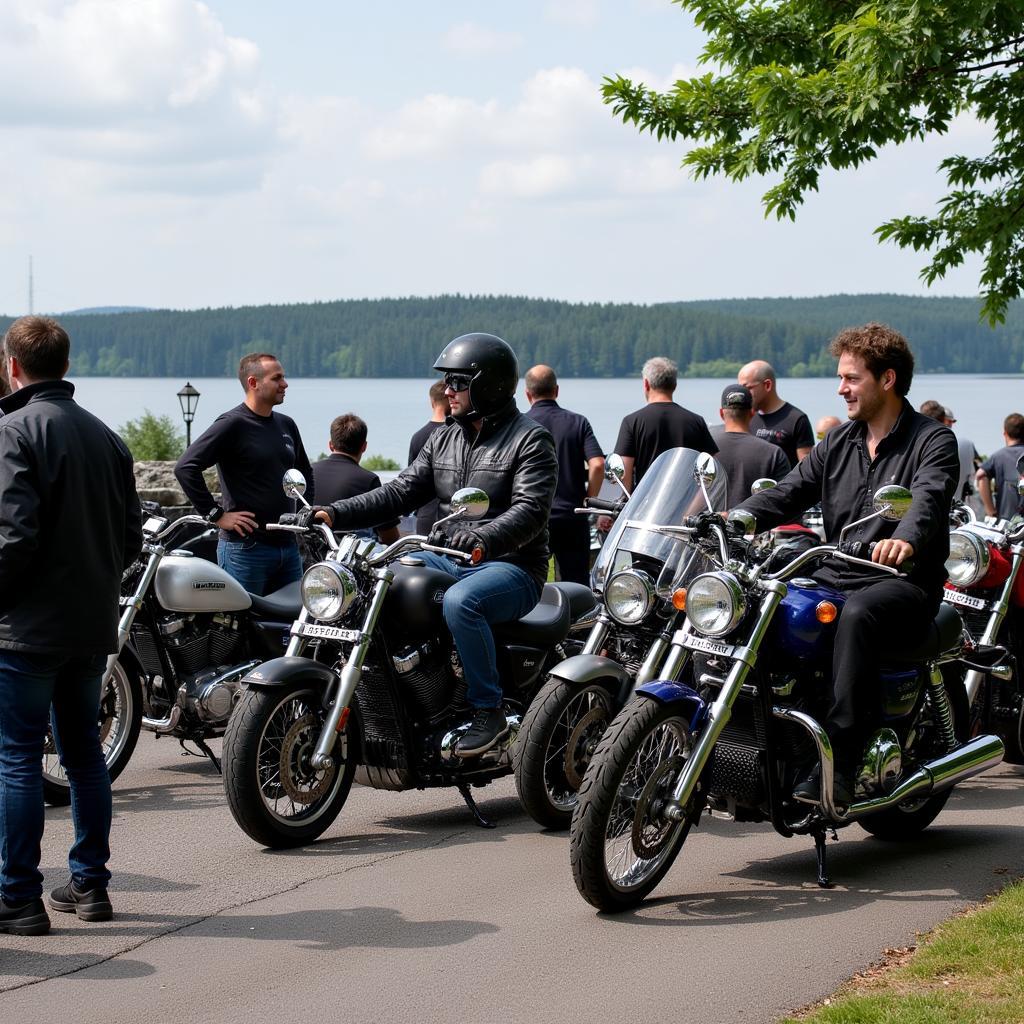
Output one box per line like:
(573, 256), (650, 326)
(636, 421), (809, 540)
(686, 572), (746, 637)
(945, 529), (990, 588)
(300, 563), (358, 622)
(605, 569), (656, 625)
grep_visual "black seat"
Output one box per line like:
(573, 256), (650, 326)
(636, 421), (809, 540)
(548, 581), (597, 620)
(248, 580), (303, 621)
(493, 585), (571, 647)
(885, 603), (963, 662)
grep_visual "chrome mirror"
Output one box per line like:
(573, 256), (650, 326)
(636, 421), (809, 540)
(283, 469), (307, 500)
(872, 485), (913, 521)
(693, 452), (717, 487)
(1017, 453), (1024, 494)
(750, 478), (776, 494)
(605, 454), (625, 482)
(726, 508), (757, 539)
(450, 487), (489, 520)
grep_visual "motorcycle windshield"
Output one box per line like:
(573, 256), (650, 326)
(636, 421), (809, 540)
(591, 447), (727, 594)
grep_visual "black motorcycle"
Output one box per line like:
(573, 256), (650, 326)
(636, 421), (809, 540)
(222, 477), (596, 848)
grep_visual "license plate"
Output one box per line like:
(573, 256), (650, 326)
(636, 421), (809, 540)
(681, 633), (736, 658)
(292, 622), (361, 642)
(943, 589), (987, 612)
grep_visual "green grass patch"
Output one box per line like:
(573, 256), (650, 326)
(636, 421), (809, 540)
(783, 879), (1024, 1024)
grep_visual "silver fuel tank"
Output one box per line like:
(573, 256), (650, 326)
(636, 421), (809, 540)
(154, 553), (252, 613)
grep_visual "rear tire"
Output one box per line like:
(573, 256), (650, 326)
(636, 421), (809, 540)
(223, 684), (356, 848)
(43, 659), (143, 806)
(570, 696), (694, 912)
(514, 676), (617, 830)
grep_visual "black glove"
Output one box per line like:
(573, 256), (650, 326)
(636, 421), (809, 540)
(685, 510), (724, 536)
(444, 527), (488, 563)
(294, 505), (335, 529)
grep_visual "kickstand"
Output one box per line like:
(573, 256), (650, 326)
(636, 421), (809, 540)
(193, 737), (222, 774)
(457, 782), (496, 829)
(812, 828), (837, 889)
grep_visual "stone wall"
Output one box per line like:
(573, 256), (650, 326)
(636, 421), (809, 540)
(134, 461), (219, 519)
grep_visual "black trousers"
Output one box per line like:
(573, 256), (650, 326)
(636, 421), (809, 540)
(548, 517), (592, 586)
(824, 576), (938, 765)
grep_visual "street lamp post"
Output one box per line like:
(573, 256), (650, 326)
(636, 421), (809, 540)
(177, 382), (200, 448)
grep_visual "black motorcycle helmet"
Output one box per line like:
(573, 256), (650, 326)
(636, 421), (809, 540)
(433, 333), (518, 419)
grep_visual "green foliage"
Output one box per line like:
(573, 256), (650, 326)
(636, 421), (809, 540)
(118, 410), (185, 461)
(363, 453), (400, 471)
(603, 1), (1024, 324)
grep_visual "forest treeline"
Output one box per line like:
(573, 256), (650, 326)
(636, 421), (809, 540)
(4, 293), (1023, 378)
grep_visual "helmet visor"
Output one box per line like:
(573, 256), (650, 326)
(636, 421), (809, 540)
(443, 372), (473, 393)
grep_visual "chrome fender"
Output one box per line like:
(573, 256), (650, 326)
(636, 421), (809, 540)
(634, 680), (709, 732)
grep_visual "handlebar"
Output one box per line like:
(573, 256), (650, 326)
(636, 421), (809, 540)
(585, 497), (624, 512)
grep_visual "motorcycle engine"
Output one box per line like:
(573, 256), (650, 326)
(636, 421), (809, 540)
(158, 612), (243, 675)
(856, 728), (903, 796)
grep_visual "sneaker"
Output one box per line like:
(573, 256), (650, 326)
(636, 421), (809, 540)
(48, 880), (113, 922)
(0, 897), (51, 936)
(454, 707), (510, 758)
(792, 764), (853, 806)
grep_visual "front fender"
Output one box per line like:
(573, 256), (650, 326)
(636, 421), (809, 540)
(242, 656), (339, 694)
(548, 654), (634, 704)
(635, 680), (708, 732)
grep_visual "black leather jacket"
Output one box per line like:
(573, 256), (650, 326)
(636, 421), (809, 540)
(328, 400), (557, 584)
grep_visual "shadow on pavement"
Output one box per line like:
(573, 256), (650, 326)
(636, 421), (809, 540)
(0, 951), (156, 982)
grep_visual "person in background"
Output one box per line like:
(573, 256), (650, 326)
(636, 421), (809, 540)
(0, 316), (142, 934)
(816, 415), (842, 440)
(524, 364), (604, 584)
(921, 400), (979, 506)
(613, 356), (717, 491)
(312, 414), (401, 544)
(711, 384), (791, 507)
(407, 380), (451, 535)
(174, 352), (314, 596)
(738, 360), (814, 466)
(977, 413), (1024, 521)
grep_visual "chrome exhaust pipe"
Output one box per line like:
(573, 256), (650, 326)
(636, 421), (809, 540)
(142, 704), (182, 735)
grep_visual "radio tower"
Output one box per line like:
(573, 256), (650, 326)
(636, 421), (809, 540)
(28, 255), (34, 314)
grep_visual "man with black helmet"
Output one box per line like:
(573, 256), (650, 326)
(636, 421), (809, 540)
(306, 334), (557, 757)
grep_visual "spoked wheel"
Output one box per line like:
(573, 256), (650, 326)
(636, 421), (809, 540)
(570, 696), (695, 912)
(43, 659), (143, 806)
(223, 684), (356, 848)
(514, 677), (617, 830)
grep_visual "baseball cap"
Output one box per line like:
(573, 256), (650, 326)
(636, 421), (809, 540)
(721, 384), (753, 410)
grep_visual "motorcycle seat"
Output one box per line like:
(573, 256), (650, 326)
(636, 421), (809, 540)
(248, 580), (303, 621)
(885, 602), (963, 661)
(493, 584), (571, 647)
(548, 581), (597, 620)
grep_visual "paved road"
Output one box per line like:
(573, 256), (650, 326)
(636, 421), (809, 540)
(2, 738), (1022, 1024)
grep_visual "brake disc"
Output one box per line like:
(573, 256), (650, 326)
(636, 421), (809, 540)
(564, 705), (609, 790)
(632, 755), (685, 859)
(280, 713), (334, 805)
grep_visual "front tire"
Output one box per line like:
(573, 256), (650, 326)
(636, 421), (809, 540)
(570, 696), (695, 912)
(43, 658), (143, 806)
(223, 684), (356, 848)
(514, 676), (617, 830)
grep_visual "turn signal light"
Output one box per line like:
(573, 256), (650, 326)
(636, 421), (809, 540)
(815, 601), (838, 624)
(672, 588), (687, 611)
(336, 707), (351, 733)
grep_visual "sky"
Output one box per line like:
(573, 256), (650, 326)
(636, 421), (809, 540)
(0, 0), (990, 315)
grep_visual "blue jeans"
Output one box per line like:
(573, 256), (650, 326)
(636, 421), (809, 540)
(416, 553), (542, 708)
(218, 538), (302, 596)
(0, 651), (110, 903)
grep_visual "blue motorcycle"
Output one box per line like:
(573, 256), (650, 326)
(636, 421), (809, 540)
(570, 461), (1005, 911)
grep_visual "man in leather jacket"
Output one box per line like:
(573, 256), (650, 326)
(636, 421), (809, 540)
(307, 333), (557, 756)
(735, 323), (959, 806)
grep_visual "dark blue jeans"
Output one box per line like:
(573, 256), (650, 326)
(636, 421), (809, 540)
(218, 538), (302, 596)
(0, 650), (110, 904)
(416, 553), (542, 708)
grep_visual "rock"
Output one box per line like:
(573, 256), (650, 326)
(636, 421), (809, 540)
(134, 460), (219, 509)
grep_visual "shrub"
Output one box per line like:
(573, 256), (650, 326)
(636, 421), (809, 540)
(118, 410), (185, 461)
(363, 453), (400, 471)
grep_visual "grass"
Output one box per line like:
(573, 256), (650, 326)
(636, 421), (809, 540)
(783, 879), (1024, 1024)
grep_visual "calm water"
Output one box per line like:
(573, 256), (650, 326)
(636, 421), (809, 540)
(68, 374), (1024, 465)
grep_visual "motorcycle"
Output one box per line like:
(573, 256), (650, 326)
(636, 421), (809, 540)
(222, 474), (597, 848)
(514, 448), (724, 829)
(42, 504), (304, 803)
(943, 456), (1024, 762)
(570, 460), (1004, 911)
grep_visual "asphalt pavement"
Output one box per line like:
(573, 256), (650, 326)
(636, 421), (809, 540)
(1, 736), (1022, 1024)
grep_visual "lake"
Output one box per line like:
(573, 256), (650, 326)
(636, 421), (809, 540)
(67, 373), (1024, 466)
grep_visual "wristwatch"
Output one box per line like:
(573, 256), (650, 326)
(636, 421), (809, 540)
(206, 505), (225, 524)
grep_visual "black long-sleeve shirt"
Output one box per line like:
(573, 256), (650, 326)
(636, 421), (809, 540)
(736, 401), (959, 593)
(174, 403), (314, 546)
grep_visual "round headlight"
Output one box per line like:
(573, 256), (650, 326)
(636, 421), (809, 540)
(300, 563), (358, 622)
(686, 572), (746, 637)
(945, 529), (990, 588)
(605, 569), (656, 625)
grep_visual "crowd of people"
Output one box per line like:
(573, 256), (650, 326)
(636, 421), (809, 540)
(2, 311), (1023, 937)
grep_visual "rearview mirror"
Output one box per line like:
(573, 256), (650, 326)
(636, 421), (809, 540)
(450, 487), (489, 520)
(693, 452), (717, 487)
(750, 478), (776, 494)
(872, 485), (912, 521)
(282, 469), (307, 499)
(605, 454), (625, 482)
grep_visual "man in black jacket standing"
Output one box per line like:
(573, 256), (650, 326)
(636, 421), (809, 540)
(0, 316), (142, 935)
(175, 352), (314, 596)
(308, 334), (556, 757)
(735, 323), (959, 806)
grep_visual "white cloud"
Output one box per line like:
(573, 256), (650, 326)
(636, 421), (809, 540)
(479, 155), (577, 198)
(442, 21), (522, 56)
(363, 94), (499, 160)
(544, 0), (601, 28)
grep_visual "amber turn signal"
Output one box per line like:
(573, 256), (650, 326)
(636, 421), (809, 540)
(815, 601), (838, 624)
(672, 588), (687, 611)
